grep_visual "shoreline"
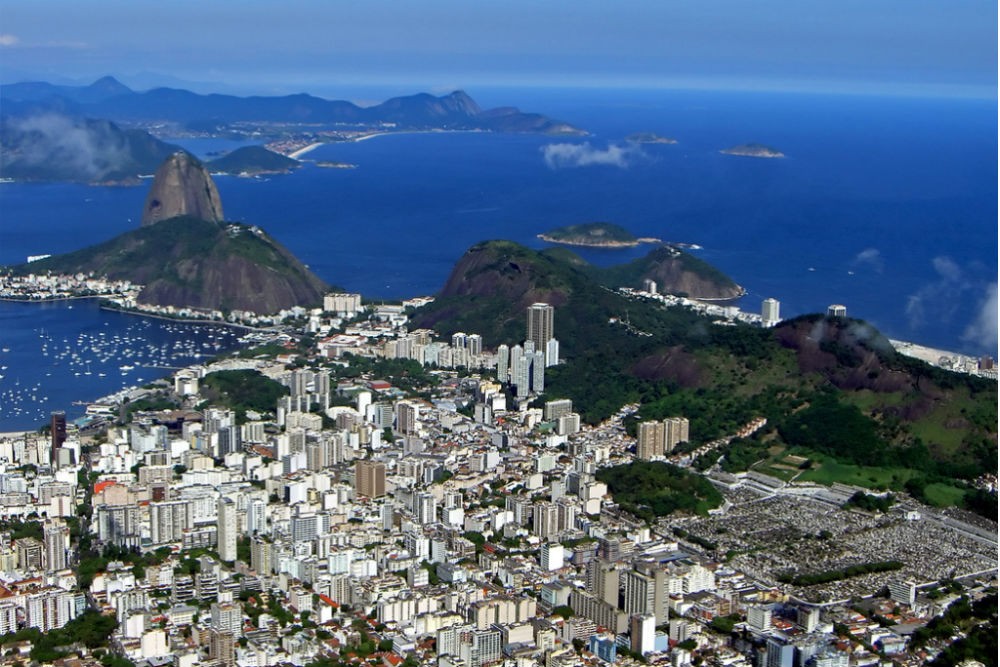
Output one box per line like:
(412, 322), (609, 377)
(288, 142), (325, 159)
(98, 304), (266, 332)
(286, 129), (495, 158)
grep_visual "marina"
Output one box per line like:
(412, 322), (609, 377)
(0, 299), (243, 430)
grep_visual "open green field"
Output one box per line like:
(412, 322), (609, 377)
(840, 389), (905, 413)
(795, 455), (918, 490)
(921, 482), (968, 507)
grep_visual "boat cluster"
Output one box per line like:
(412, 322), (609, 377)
(0, 319), (242, 429)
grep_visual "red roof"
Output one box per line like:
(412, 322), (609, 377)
(94, 480), (118, 494)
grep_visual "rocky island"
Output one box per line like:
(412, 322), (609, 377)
(205, 145), (301, 176)
(721, 143), (785, 158)
(627, 132), (677, 145)
(538, 222), (661, 248)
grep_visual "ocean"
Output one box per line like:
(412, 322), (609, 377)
(1, 87), (996, 430)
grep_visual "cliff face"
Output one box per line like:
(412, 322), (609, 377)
(141, 152), (224, 226)
(19, 151), (328, 314)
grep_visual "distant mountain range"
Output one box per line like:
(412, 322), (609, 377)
(0, 114), (182, 183)
(0, 76), (583, 183)
(1, 76), (583, 132)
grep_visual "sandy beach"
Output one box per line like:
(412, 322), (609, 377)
(288, 142), (325, 159)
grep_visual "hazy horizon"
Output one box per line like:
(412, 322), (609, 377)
(2, 0), (996, 101)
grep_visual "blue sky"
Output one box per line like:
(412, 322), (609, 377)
(1, 0), (996, 98)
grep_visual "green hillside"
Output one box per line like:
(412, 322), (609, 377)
(415, 241), (998, 517)
(207, 146), (300, 175)
(14, 216), (328, 314)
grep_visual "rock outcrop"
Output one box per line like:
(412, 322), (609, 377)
(141, 152), (224, 226)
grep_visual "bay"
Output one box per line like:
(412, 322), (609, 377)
(0, 88), (996, 430)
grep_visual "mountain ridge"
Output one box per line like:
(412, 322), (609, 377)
(1, 77), (583, 134)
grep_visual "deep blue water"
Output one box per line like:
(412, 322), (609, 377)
(1, 88), (996, 429)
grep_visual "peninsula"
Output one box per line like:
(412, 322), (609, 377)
(538, 222), (661, 248)
(721, 143), (785, 158)
(14, 152), (328, 314)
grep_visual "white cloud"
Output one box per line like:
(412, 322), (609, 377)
(962, 283), (998, 355)
(0, 34), (19, 47)
(853, 247), (883, 272)
(541, 141), (645, 169)
(905, 255), (969, 330)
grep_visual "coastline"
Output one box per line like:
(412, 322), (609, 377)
(98, 303), (266, 332)
(289, 142), (325, 159)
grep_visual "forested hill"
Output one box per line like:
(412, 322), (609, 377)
(414, 240), (997, 517)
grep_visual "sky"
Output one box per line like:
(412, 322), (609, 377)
(1, 0), (997, 98)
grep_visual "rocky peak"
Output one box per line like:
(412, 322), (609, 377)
(141, 151), (224, 227)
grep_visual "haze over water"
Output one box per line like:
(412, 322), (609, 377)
(0, 87), (996, 430)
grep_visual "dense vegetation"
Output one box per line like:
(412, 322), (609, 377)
(417, 243), (996, 515)
(0, 610), (121, 662)
(206, 145), (299, 174)
(779, 391), (887, 466)
(200, 369), (289, 421)
(777, 560), (904, 586)
(843, 491), (896, 513)
(595, 461), (723, 522)
(598, 244), (740, 296)
(12, 216), (329, 314)
(539, 222), (638, 245)
(913, 593), (998, 667)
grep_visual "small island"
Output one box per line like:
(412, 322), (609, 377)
(720, 143), (785, 158)
(538, 222), (661, 248)
(206, 146), (301, 175)
(626, 132), (677, 145)
(315, 161), (358, 169)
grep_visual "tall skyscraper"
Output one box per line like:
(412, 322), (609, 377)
(637, 418), (689, 458)
(50, 411), (66, 465)
(150, 500), (194, 545)
(664, 417), (689, 452)
(530, 351), (545, 393)
(527, 303), (554, 351)
(630, 614), (656, 655)
(355, 460), (386, 498)
(217, 498), (237, 562)
(623, 570), (656, 617)
(496, 344), (510, 383)
(43, 521), (69, 572)
(761, 298), (781, 327)
(636, 421), (665, 460)
(394, 401), (419, 436)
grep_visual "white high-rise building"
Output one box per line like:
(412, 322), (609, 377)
(43, 521), (69, 572)
(761, 298), (781, 327)
(540, 543), (564, 571)
(150, 500), (194, 545)
(496, 344), (510, 383)
(664, 417), (689, 452)
(217, 498), (237, 562)
(631, 614), (656, 655)
(545, 338), (560, 367)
